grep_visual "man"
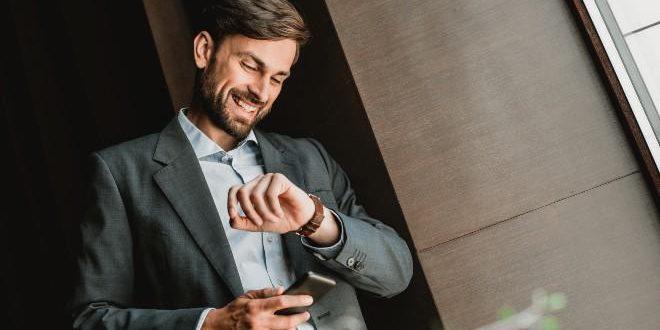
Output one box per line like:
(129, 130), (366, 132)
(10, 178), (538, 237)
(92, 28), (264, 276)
(71, 0), (413, 329)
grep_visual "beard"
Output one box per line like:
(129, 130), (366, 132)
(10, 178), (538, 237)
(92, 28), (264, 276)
(193, 65), (271, 141)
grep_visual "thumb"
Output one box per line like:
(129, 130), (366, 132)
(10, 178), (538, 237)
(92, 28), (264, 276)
(243, 286), (285, 299)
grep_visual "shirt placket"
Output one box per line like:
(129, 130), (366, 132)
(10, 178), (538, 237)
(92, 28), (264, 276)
(230, 147), (290, 289)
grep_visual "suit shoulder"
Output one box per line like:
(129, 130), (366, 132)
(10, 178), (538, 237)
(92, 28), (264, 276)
(259, 130), (326, 156)
(258, 131), (334, 175)
(94, 133), (160, 165)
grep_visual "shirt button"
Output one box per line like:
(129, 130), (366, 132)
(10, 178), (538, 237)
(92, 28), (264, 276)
(346, 257), (355, 267)
(267, 236), (274, 243)
(276, 279), (284, 286)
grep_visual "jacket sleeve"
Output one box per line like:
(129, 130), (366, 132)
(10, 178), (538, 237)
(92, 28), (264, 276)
(306, 139), (414, 298)
(70, 152), (205, 329)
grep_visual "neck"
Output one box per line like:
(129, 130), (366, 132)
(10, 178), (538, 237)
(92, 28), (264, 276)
(185, 106), (239, 151)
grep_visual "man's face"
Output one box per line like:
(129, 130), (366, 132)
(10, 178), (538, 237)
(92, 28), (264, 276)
(196, 34), (297, 140)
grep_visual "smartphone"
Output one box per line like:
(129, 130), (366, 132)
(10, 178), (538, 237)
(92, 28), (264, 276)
(275, 271), (336, 315)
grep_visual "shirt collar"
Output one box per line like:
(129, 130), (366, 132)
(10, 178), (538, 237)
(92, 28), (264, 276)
(177, 108), (258, 159)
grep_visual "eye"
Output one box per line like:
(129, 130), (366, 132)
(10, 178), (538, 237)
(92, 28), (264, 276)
(241, 62), (257, 71)
(271, 77), (282, 85)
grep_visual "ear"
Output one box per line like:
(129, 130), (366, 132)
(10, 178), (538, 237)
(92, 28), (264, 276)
(193, 31), (214, 69)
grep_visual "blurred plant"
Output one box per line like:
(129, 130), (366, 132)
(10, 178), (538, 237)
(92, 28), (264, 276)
(475, 288), (567, 330)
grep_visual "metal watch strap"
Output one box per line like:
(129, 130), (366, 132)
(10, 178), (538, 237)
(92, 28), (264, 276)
(295, 194), (325, 237)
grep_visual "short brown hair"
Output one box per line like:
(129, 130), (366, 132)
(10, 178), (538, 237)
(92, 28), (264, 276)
(193, 0), (310, 61)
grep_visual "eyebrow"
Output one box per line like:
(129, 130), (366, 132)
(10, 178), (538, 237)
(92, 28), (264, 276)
(238, 51), (290, 78)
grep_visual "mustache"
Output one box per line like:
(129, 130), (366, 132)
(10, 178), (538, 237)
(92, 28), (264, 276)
(229, 89), (267, 107)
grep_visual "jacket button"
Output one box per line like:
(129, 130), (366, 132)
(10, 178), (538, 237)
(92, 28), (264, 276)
(346, 257), (355, 267)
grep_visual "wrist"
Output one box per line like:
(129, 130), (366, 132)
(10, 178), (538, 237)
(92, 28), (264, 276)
(296, 194), (325, 237)
(302, 193), (316, 221)
(306, 207), (340, 246)
(202, 307), (228, 330)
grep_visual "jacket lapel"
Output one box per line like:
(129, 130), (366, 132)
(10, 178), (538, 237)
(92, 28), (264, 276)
(254, 129), (315, 279)
(152, 117), (243, 297)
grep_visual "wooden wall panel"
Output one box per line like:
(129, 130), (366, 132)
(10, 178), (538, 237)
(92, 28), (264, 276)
(324, 0), (641, 250)
(143, 0), (195, 111)
(420, 172), (660, 329)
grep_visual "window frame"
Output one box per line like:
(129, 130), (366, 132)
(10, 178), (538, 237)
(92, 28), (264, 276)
(570, 0), (660, 201)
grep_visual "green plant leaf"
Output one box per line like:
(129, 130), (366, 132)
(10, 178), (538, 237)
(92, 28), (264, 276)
(548, 293), (567, 311)
(497, 306), (515, 321)
(541, 316), (559, 330)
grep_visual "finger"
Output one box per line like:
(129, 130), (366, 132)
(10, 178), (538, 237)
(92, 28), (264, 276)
(251, 174), (280, 223)
(229, 180), (263, 231)
(228, 175), (263, 220)
(266, 312), (311, 330)
(265, 174), (286, 218)
(236, 179), (264, 227)
(259, 294), (313, 312)
(243, 286), (284, 299)
(227, 185), (240, 220)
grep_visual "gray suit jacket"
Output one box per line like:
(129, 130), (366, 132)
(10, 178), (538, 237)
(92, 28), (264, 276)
(71, 116), (413, 329)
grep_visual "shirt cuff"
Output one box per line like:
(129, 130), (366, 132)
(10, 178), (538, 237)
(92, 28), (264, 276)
(194, 307), (215, 330)
(300, 209), (345, 260)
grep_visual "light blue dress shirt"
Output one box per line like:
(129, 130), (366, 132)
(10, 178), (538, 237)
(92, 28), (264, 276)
(177, 109), (344, 330)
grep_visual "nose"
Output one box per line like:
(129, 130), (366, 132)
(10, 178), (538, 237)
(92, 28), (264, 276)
(247, 77), (270, 104)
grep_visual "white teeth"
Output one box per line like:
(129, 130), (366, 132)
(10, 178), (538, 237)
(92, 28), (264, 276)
(236, 97), (257, 112)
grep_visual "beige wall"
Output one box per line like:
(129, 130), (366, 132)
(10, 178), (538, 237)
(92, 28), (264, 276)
(325, 0), (660, 329)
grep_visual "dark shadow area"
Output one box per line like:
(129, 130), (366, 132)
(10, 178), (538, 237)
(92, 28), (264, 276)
(2, 1), (171, 328)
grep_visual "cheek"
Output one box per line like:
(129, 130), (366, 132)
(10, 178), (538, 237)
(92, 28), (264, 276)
(201, 71), (224, 97)
(226, 66), (253, 85)
(209, 66), (245, 95)
(264, 89), (281, 108)
(223, 76), (254, 97)
(270, 87), (282, 99)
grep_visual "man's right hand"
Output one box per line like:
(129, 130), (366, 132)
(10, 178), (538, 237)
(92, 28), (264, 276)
(202, 287), (313, 330)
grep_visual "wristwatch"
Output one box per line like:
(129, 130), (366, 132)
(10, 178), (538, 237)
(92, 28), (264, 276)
(295, 194), (325, 237)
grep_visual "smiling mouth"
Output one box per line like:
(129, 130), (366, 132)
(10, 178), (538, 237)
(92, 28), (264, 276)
(231, 93), (259, 113)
